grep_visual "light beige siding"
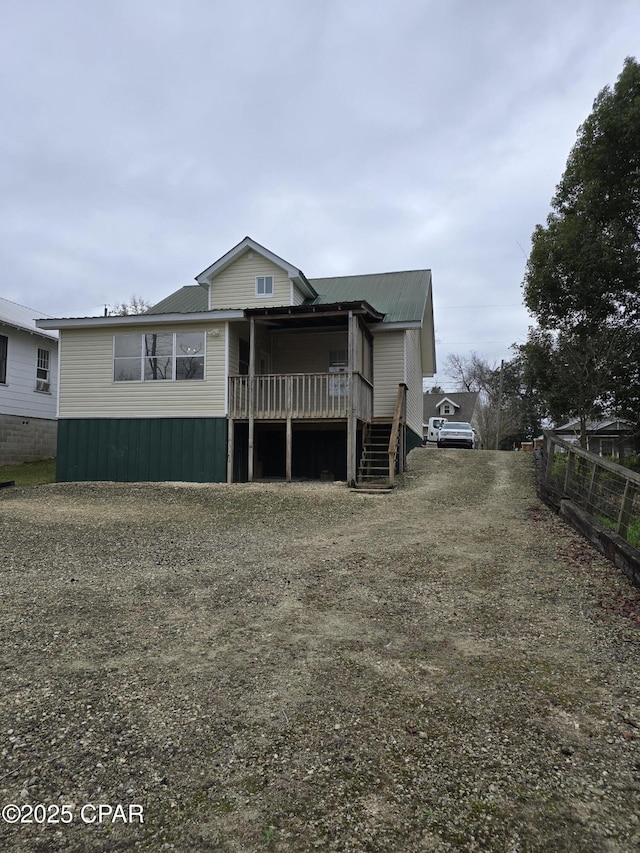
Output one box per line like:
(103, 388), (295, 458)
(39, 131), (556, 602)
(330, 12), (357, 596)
(373, 330), (405, 418)
(209, 254), (292, 309)
(404, 329), (423, 437)
(272, 330), (348, 374)
(291, 284), (306, 305)
(58, 322), (226, 418)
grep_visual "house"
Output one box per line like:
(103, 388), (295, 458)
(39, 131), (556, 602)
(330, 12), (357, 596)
(36, 237), (436, 486)
(0, 297), (59, 464)
(553, 417), (636, 459)
(423, 392), (479, 436)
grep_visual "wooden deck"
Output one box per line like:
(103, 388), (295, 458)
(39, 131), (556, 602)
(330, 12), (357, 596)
(228, 373), (373, 422)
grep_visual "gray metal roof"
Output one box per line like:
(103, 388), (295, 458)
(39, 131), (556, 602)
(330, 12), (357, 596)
(309, 270), (431, 324)
(0, 296), (58, 340)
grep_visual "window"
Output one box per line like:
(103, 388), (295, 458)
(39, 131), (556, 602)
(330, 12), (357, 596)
(36, 347), (50, 392)
(0, 335), (7, 384)
(256, 275), (274, 297)
(443, 404), (452, 415)
(113, 332), (205, 382)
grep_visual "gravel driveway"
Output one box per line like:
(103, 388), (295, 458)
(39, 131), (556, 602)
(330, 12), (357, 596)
(1, 449), (639, 852)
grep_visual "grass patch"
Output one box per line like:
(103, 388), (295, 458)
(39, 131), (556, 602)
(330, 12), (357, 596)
(0, 458), (56, 486)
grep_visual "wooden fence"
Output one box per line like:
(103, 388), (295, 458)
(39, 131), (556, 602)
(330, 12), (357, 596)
(540, 431), (640, 547)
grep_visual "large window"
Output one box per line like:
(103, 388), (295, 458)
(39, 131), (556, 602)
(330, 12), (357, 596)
(36, 347), (50, 392)
(0, 335), (7, 384)
(113, 332), (205, 382)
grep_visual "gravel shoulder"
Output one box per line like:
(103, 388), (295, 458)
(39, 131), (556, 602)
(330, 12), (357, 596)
(1, 449), (639, 852)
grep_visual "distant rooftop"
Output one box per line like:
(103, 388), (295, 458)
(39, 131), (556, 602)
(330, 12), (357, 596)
(0, 296), (58, 340)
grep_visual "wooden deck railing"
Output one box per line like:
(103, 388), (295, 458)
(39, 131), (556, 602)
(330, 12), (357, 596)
(229, 373), (373, 421)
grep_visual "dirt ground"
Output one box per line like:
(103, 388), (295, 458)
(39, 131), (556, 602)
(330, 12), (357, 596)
(0, 448), (639, 852)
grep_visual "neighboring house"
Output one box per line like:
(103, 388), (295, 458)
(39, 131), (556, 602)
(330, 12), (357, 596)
(423, 392), (479, 435)
(36, 237), (436, 486)
(0, 297), (58, 464)
(554, 417), (636, 459)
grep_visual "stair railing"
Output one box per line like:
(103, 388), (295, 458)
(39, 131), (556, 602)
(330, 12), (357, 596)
(387, 383), (408, 486)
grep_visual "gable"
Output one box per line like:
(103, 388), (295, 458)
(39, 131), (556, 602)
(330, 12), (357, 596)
(194, 236), (316, 309)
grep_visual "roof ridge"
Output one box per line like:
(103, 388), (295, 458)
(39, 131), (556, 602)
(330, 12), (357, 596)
(310, 269), (430, 281)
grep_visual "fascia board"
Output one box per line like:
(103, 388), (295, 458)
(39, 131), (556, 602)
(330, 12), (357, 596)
(1, 319), (58, 341)
(370, 320), (421, 332)
(36, 310), (245, 331)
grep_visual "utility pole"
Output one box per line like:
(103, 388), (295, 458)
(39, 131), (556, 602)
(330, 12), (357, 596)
(494, 359), (504, 451)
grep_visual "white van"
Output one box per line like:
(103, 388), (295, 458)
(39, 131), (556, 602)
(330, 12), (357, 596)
(424, 416), (447, 445)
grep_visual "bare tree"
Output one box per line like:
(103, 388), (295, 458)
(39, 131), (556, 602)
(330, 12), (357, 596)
(106, 295), (151, 316)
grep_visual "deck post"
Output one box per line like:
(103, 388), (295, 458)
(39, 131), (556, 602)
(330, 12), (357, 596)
(248, 316), (255, 482)
(347, 311), (357, 486)
(286, 417), (292, 482)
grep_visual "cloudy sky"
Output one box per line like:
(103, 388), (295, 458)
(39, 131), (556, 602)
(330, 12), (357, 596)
(2, 0), (638, 388)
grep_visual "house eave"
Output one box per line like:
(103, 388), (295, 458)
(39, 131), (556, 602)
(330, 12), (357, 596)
(35, 310), (245, 331)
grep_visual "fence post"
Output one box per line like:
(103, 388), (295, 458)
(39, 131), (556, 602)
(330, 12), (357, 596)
(586, 460), (600, 515)
(545, 434), (555, 483)
(617, 478), (635, 539)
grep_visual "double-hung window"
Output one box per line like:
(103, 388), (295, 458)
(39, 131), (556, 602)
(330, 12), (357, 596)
(256, 275), (274, 297)
(113, 332), (205, 382)
(36, 347), (50, 392)
(0, 335), (7, 384)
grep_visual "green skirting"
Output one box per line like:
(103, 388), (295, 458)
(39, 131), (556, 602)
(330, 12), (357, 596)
(56, 418), (227, 483)
(406, 427), (423, 453)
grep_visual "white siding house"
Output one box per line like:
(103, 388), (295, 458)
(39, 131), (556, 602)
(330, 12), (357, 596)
(0, 297), (59, 464)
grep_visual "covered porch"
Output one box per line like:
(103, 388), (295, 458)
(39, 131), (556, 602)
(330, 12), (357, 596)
(226, 301), (383, 484)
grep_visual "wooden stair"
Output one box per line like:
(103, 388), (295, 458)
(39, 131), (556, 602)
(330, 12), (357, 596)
(354, 384), (407, 491)
(357, 422), (393, 488)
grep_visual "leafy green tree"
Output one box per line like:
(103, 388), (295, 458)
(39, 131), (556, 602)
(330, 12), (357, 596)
(521, 57), (640, 437)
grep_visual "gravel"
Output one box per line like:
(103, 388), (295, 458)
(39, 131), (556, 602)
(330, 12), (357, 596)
(0, 448), (639, 852)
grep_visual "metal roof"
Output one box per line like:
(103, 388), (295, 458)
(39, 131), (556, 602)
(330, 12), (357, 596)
(309, 270), (431, 324)
(148, 269), (432, 325)
(0, 296), (58, 340)
(150, 286), (208, 314)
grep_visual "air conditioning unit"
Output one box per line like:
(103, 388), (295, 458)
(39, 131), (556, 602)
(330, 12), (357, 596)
(36, 379), (50, 392)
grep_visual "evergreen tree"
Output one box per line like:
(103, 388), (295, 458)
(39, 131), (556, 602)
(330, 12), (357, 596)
(521, 57), (640, 438)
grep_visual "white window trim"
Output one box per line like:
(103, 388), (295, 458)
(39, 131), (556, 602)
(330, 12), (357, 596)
(35, 346), (51, 393)
(255, 275), (274, 297)
(113, 332), (207, 383)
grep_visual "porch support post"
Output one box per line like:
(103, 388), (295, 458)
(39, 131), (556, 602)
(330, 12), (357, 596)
(286, 417), (292, 482)
(248, 316), (255, 482)
(227, 417), (234, 483)
(347, 310), (357, 486)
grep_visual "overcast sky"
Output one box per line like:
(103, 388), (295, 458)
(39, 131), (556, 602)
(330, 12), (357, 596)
(2, 0), (638, 388)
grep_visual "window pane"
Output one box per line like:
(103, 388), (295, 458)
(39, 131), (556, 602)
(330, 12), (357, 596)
(176, 356), (204, 380)
(144, 357), (172, 380)
(176, 332), (204, 355)
(114, 357), (141, 381)
(256, 276), (264, 294)
(265, 275), (273, 294)
(114, 335), (141, 357)
(37, 348), (50, 371)
(144, 333), (172, 357)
